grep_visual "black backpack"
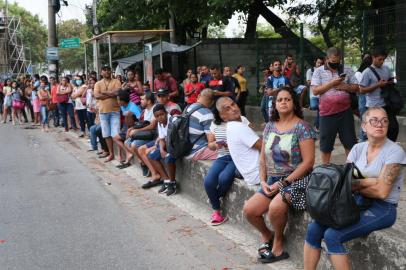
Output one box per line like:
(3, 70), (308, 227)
(166, 104), (205, 159)
(306, 163), (370, 229)
(368, 66), (404, 115)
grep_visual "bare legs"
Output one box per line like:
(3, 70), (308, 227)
(304, 244), (351, 270)
(243, 193), (273, 243)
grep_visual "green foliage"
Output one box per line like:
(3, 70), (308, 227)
(207, 24), (226, 38)
(57, 19), (89, 72)
(256, 23), (281, 38)
(0, 1), (47, 64)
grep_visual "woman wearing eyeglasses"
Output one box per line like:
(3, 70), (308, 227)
(243, 86), (316, 263)
(304, 107), (406, 270)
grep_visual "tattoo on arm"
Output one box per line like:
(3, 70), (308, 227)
(383, 164), (401, 185)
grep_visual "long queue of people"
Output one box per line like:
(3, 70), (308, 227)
(0, 46), (405, 269)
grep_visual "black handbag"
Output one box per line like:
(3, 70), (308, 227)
(307, 163), (371, 229)
(368, 66), (404, 115)
(131, 129), (157, 141)
(133, 121), (150, 129)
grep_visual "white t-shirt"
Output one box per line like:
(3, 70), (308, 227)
(143, 105), (155, 122)
(73, 86), (86, 110)
(210, 116), (250, 158)
(157, 115), (170, 139)
(354, 71), (363, 84)
(226, 121), (260, 185)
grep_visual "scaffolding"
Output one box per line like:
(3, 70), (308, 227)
(0, 14), (29, 80)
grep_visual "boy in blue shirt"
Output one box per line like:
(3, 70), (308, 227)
(113, 89), (142, 168)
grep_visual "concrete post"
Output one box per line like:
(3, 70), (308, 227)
(48, 0), (58, 78)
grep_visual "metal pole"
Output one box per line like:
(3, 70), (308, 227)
(218, 42), (223, 71)
(255, 31), (260, 94)
(193, 46), (197, 73)
(299, 23), (305, 84)
(108, 35), (112, 69)
(48, 0), (58, 78)
(92, 0), (100, 77)
(159, 35), (163, 68)
(362, 10), (367, 55)
(341, 27), (345, 66)
(84, 43), (88, 77)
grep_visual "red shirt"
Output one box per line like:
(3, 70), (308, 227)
(51, 84), (58, 103)
(184, 82), (205, 104)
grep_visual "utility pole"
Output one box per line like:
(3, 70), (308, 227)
(92, 0), (100, 78)
(48, 0), (58, 78)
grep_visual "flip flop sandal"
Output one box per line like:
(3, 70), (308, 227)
(258, 251), (289, 264)
(117, 162), (131, 169)
(115, 161), (126, 167)
(98, 153), (109, 159)
(258, 241), (273, 259)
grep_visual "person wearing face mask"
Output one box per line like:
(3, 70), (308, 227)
(71, 75), (89, 137)
(311, 47), (359, 165)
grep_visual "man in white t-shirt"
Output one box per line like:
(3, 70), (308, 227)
(216, 97), (262, 185)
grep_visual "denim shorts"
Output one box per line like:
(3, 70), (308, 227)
(258, 175), (290, 199)
(148, 144), (176, 164)
(125, 138), (152, 148)
(99, 112), (120, 138)
(305, 195), (397, 255)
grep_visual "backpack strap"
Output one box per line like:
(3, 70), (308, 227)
(185, 103), (206, 146)
(368, 66), (381, 81)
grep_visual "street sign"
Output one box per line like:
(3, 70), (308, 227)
(46, 47), (59, 61)
(60, 38), (81, 49)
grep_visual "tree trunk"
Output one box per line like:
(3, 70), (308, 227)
(202, 27), (208, 39)
(244, 0), (260, 39)
(256, 0), (324, 64)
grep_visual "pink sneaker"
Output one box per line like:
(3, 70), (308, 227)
(211, 211), (228, 226)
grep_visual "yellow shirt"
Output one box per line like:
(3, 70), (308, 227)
(94, 78), (122, 113)
(233, 73), (247, 93)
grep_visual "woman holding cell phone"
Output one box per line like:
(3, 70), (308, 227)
(203, 106), (250, 226)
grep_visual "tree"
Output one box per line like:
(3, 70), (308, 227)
(57, 19), (89, 73)
(0, 1), (47, 64)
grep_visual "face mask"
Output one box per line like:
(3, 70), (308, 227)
(328, 62), (340, 70)
(75, 80), (82, 86)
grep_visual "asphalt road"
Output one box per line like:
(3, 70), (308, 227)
(0, 124), (268, 270)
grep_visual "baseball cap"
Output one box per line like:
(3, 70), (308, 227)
(101, 65), (111, 71)
(156, 88), (169, 96)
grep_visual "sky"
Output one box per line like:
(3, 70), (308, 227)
(10, 0), (92, 26)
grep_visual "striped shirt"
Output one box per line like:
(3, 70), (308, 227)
(210, 116), (250, 157)
(311, 64), (357, 116)
(186, 103), (214, 154)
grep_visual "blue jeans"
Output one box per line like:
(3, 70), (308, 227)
(358, 94), (367, 141)
(260, 94), (269, 122)
(309, 97), (320, 129)
(58, 103), (76, 129)
(40, 105), (48, 125)
(76, 109), (88, 133)
(148, 144), (176, 164)
(99, 111), (120, 138)
(305, 197), (397, 255)
(87, 111), (95, 130)
(204, 155), (236, 210)
(89, 123), (108, 151)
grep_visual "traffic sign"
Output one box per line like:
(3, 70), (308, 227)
(46, 47), (59, 61)
(60, 38), (81, 49)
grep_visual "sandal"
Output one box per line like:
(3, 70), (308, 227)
(98, 153), (109, 159)
(258, 251), (289, 264)
(258, 241), (273, 259)
(117, 162), (131, 169)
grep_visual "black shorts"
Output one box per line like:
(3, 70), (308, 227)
(119, 131), (126, 141)
(319, 108), (357, 153)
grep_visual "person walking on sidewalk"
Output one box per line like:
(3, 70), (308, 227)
(94, 65), (122, 163)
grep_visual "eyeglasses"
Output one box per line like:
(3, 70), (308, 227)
(366, 117), (389, 127)
(276, 97), (292, 103)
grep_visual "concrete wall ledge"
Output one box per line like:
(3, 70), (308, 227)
(175, 157), (406, 270)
